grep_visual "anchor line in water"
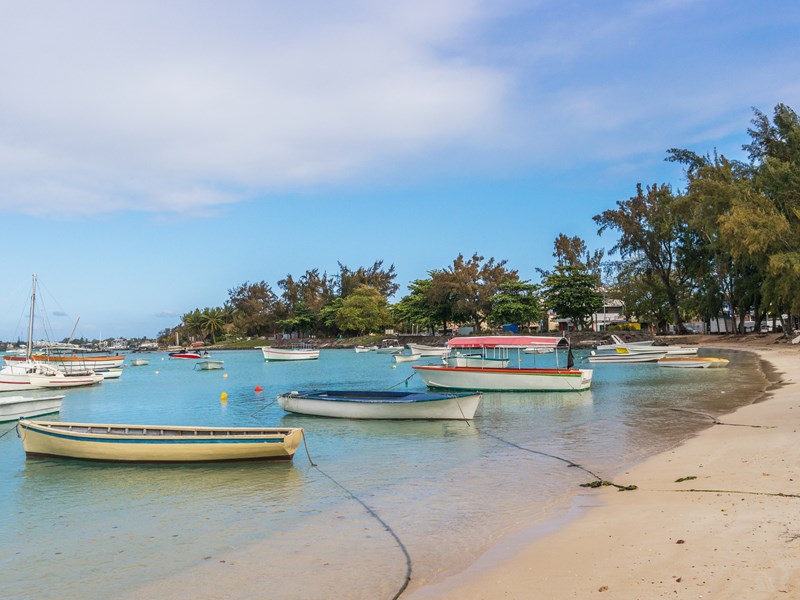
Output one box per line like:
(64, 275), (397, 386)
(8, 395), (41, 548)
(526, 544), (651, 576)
(249, 398), (278, 418)
(385, 372), (416, 390)
(300, 433), (412, 600)
(482, 431), (637, 492)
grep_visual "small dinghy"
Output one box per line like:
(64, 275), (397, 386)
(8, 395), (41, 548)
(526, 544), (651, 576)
(276, 389), (483, 420)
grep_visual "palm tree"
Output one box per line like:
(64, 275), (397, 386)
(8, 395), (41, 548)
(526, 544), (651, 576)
(199, 307), (225, 344)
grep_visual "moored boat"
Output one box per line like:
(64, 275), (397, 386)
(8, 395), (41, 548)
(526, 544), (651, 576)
(0, 394), (64, 422)
(442, 353), (510, 368)
(168, 350), (204, 360)
(195, 359), (225, 370)
(393, 353), (422, 363)
(354, 345), (378, 353)
(657, 356), (730, 368)
(375, 339), (404, 354)
(258, 344), (320, 361)
(17, 420), (305, 462)
(414, 336), (592, 392)
(586, 350), (667, 363)
(276, 390), (483, 420)
(3, 353), (125, 374)
(406, 343), (450, 357)
(130, 358), (150, 366)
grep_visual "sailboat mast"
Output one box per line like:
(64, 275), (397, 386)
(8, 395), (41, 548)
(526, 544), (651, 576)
(27, 273), (37, 359)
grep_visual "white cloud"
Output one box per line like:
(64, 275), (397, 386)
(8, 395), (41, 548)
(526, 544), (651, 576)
(0, 0), (510, 216)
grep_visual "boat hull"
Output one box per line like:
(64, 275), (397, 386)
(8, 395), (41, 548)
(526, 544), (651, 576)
(0, 394), (64, 422)
(406, 343), (451, 357)
(259, 347), (320, 361)
(587, 352), (666, 363)
(413, 366), (592, 391)
(17, 420), (304, 462)
(196, 360), (225, 370)
(4, 354), (125, 373)
(393, 353), (421, 363)
(276, 390), (482, 420)
(658, 357), (730, 368)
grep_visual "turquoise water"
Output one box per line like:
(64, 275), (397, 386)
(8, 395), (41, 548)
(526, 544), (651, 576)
(0, 348), (768, 599)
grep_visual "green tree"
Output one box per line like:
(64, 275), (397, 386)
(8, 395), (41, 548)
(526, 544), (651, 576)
(594, 183), (692, 333)
(487, 281), (544, 331)
(335, 285), (391, 334)
(542, 265), (603, 330)
(227, 281), (277, 337)
(552, 234), (605, 282)
(198, 307), (226, 344)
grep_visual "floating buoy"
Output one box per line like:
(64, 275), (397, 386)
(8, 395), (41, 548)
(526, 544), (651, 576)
(220, 392), (228, 403)
(154, 371), (160, 375)
(392, 365), (396, 369)
(254, 385), (263, 393)
(223, 373), (228, 378)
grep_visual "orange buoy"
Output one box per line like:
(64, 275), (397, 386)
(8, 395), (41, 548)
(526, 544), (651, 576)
(254, 385), (263, 392)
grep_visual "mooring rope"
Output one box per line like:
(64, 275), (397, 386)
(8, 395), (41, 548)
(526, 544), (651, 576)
(385, 372), (416, 390)
(482, 431), (637, 491)
(299, 432), (413, 600)
(0, 426), (17, 440)
(668, 407), (774, 428)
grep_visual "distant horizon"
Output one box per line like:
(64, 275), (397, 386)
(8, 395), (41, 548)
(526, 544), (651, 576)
(2, 1), (798, 339)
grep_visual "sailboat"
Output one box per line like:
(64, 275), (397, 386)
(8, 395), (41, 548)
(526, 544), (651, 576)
(0, 274), (103, 394)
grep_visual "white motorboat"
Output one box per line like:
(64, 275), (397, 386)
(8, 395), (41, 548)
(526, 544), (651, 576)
(375, 339), (404, 354)
(258, 344), (320, 361)
(354, 345), (378, 353)
(414, 335), (592, 392)
(586, 349), (666, 363)
(196, 359), (225, 370)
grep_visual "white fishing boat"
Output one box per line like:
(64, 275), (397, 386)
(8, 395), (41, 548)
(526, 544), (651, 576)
(354, 345), (378, 353)
(414, 336), (592, 392)
(586, 349), (666, 363)
(0, 393), (64, 422)
(375, 339), (404, 354)
(258, 344), (320, 361)
(276, 390), (483, 420)
(523, 346), (555, 354)
(393, 353), (422, 363)
(130, 358), (150, 366)
(657, 356), (730, 368)
(17, 420), (305, 462)
(196, 359), (225, 370)
(406, 343), (450, 357)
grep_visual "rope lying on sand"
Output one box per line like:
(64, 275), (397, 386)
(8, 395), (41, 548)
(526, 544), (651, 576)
(482, 431), (638, 492)
(669, 407), (775, 428)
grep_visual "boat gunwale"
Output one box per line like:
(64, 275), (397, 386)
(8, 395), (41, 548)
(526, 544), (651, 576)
(413, 365), (585, 376)
(279, 390), (482, 404)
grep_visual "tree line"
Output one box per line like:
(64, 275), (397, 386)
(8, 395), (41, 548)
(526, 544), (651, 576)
(163, 103), (800, 345)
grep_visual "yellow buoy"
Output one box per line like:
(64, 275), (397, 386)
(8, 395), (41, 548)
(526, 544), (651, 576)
(223, 373), (228, 378)
(220, 392), (228, 403)
(392, 365), (396, 369)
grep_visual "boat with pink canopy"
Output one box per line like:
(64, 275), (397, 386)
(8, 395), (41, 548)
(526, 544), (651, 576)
(414, 335), (592, 392)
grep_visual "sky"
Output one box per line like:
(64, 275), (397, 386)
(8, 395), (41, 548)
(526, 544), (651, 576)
(1, 0), (799, 341)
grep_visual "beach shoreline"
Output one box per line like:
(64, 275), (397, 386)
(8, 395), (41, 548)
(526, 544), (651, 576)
(406, 343), (800, 599)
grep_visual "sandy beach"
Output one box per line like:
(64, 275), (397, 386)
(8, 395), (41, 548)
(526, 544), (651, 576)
(408, 342), (800, 599)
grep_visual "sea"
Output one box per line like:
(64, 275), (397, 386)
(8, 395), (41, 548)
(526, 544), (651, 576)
(0, 347), (769, 600)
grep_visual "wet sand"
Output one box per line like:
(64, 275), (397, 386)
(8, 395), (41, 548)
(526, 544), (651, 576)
(407, 342), (800, 599)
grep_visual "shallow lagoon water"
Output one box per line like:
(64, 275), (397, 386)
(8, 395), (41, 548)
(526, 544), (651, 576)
(0, 348), (768, 599)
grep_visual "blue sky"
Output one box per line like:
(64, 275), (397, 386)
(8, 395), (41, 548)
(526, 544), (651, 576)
(1, 0), (799, 341)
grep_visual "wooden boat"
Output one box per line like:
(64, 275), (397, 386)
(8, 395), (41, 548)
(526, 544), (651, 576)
(657, 356), (730, 369)
(17, 420), (305, 462)
(393, 353), (422, 363)
(406, 343), (450, 357)
(99, 369), (123, 379)
(2, 361), (103, 390)
(168, 350), (203, 359)
(195, 359), (225, 370)
(0, 394), (64, 422)
(276, 390), (483, 420)
(414, 336), (592, 392)
(523, 346), (555, 354)
(258, 344), (320, 361)
(595, 334), (655, 351)
(4, 352), (125, 374)
(130, 358), (150, 366)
